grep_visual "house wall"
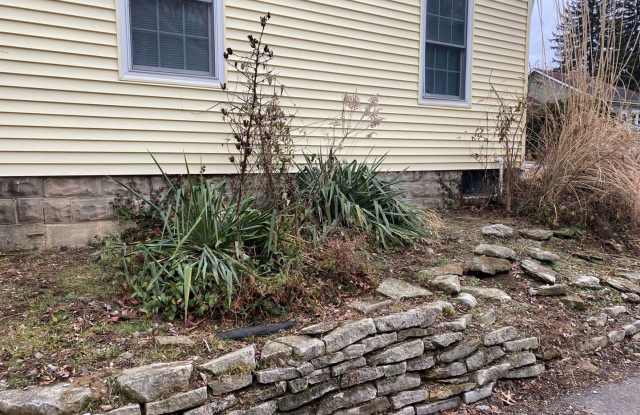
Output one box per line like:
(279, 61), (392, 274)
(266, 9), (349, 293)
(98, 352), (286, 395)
(0, 0), (532, 249)
(1, 0), (531, 176)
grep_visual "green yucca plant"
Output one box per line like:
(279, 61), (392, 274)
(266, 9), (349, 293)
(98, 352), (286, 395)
(297, 152), (430, 248)
(116, 159), (278, 321)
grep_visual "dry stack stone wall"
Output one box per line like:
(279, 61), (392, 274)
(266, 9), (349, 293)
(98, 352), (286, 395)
(0, 172), (461, 251)
(111, 301), (543, 415)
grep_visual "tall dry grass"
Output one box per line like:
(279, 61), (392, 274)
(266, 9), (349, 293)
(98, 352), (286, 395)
(521, 0), (640, 235)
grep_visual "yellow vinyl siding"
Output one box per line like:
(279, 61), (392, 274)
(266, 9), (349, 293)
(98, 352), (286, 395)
(0, 0), (531, 176)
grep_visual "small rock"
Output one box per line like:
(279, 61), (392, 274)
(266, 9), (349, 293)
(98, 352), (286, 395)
(116, 361), (192, 403)
(437, 339), (481, 363)
(473, 244), (517, 260)
(529, 284), (568, 297)
(418, 264), (464, 278)
(428, 275), (461, 294)
(617, 271), (640, 283)
(255, 367), (299, 384)
(504, 364), (545, 379)
(183, 395), (238, 415)
(571, 275), (602, 290)
(331, 357), (366, 377)
(406, 355), (436, 371)
(463, 382), (495, 404)
(390, 388), (428, 409)
(438, 314), (472, 332)
(586, 314), (608, 327)
(504, 351), (537, 369)
(376, 373), (422, 396)
(0, 384), (95, 415)
(472, 363), (511, 385)
(429, 383), (476, 401)
(504, 337), (539, 352)
(527, 247), (561, 263)
(377, 278), (432, 300)
(415, 397), (461, 414)
(429, 332), (464, 348)
(484, 327), (519, 346)
(520, 259), (557, 284)
(561, 294), (587, 311)
(466, 256), (512, 276)
(209, 373), (253, 395)
(317, 384), (377, 415)
(374, 308), (439, 333)
(323, 319), (377, 353)
(608, 330), (626, 344)
(579, 336), (608, 353)
(200, 346), (256, 376)
(300, 322), (339, 336)
(520, 229), (554, 241)
(146, 387), (207, 415)
(277, 380), (339, 412)
(477, 308), (497, 326)
(381, 362), (407, 377)
(240, 382), (287, 403)
(575, 360), (600, 374)
(605, 277), (640, 294)
(461, 287), (511, 302)
(260, 341), (293, 364)
(348, 300), (393, 315)
(622, 293), (640, 304)
(481, 224), (515, 238)
(426, 362), (467, 379)
(155, 336), (195, 347)
(275, 336), (325, 361)
(604, 306), (627, 317)
(369, 340), (425, 365)
(453, 293), (478, 309)
(359, 333), (398, 354)
(624, 321), (640, 337)
(288, 378), (309, 394)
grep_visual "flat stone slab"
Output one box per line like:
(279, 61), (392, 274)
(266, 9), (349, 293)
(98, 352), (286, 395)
(473, 244), (517, 260)
(461, 286), (511, 302)
(155, 336), (195, 347)
(417, 264), (464, 278)
(428, 275), (461, 294)
(300, 322), (339, 336)
(571, 275), (602, 289)
(617, 271), (640, 283)
(529, 284), (568, 297)
(146, 387), (207, 415)
(275, 336), (325, 361)
(323, 319), (376, 353)
(0, 383), (95, 415)
(466, 256), (512, 276)
(481, 224), (515, 238)
(377, 278), (432, 300)
(520, 259), (557, 284)
(605, 277), (640, 294)
(520, 229), (554, 241)
(116, 361), (192, 403)
(348, 299), (394, 315)
(200, 345), (256, 376)
(527, 247), (561, 263)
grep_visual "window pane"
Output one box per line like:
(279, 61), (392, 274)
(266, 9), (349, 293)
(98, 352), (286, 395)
(435, 46), (448, 70)
(427, 0), (439, 14)
(425, 68), (435, 94)
(440, 0), (452, 17)
(131, 0), (157, 30)
(426, 14), (439, 41)
(452, 0), (466, 19)
(438, 17), (452, 43)
(452, 20), (465, 45)
(447, 48), (461, 71)
(447, 72), (461, 96)
(425, 44), (436, 68)
(434, 70), (447, 95)
(186, 36), (210, 71)
(185, 0), (209, 37)
(159, 0), (183, 34)
(132, 30), (159, 66)
(160, 33), (184, 69)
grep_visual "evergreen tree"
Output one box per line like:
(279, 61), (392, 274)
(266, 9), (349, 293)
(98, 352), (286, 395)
(553, 0), (640, 90)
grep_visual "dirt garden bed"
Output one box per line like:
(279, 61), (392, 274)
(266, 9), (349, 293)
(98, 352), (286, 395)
(1, 208), (639, 414)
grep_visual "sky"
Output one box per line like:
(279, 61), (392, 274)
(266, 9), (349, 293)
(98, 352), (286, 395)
(529, 0), (562, 69)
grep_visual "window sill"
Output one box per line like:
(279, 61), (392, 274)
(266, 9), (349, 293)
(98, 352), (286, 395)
(418, 96), (472, 109)
(119, 70), (224, 89)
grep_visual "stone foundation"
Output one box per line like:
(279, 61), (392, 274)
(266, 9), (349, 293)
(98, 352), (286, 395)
(0, 171), (462, 251)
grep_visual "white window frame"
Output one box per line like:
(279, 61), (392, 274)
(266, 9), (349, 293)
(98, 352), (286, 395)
(418, 0), (474, 108)
(116, 0), (225, 88)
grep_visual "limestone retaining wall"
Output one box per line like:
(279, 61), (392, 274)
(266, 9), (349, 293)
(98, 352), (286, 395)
(108, 302), (544, 415)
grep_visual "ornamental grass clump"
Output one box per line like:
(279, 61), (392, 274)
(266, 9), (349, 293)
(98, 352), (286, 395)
(120, 170), (282, 321)
(298, 152), (432, 248)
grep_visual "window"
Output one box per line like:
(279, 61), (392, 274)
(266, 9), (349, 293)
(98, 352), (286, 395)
(117, 0), (224, 86)
(420, 0), (472, 105)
